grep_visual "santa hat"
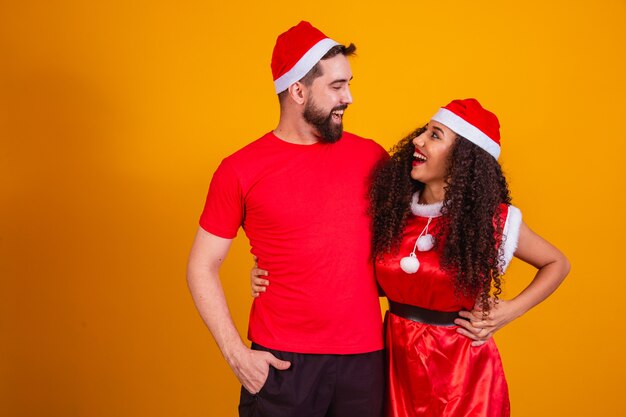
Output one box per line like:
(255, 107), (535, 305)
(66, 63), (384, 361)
(431, 98), (501, 159)
(271, 21), (339, 94)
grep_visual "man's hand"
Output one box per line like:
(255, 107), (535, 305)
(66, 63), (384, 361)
(454, 298), (522, 347)
(187, 229), (289, 393)
(229, 347), (291, 394)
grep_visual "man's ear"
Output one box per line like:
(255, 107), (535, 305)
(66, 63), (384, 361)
(287, 82), (306, 105)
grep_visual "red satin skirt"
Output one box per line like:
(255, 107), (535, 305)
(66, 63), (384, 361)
(385, 312), (510, 417)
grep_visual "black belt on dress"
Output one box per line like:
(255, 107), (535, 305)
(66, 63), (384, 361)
(388, 300), (459, 326)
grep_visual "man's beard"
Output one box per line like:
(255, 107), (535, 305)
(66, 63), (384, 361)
(303, 99), (347, 144)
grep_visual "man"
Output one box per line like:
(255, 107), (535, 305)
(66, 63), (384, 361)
(187, 21), (387, 417)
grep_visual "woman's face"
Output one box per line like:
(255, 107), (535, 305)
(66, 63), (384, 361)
(410, 121), (458, 186)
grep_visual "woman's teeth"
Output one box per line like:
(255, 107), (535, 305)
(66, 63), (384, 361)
(414, 152), (427, 162)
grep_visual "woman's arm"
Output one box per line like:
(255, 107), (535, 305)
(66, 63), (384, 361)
(250, 256), (270, 297)
(455, 221), (571, 346)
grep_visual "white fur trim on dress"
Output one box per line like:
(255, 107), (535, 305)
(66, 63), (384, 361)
(274, 38), (340, 94)
(431, 108), (501, 159)
(410, 192), (444, 217)
(500, 205), (522, 272)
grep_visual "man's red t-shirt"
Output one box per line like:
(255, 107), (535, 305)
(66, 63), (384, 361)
(200, 132), (387, 354)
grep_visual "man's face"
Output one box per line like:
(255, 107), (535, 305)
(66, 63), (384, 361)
(302, 54), (353, 143)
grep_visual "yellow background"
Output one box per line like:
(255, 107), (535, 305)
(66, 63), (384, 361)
(1, 1), (625, 416)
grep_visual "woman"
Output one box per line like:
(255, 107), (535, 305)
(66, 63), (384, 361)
(252, 98), (570, 416)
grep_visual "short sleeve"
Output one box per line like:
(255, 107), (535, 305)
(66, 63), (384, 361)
(198, 159), (244, 239)
(500, 205), (522, 272)
(372, 139), (390, 163)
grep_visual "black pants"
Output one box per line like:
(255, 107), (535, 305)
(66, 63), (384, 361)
(239, 343), (384, 417)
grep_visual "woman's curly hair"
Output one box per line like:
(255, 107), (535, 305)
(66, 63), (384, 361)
(369, 125), (512, 312)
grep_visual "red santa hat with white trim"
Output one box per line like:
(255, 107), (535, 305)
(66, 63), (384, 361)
(431, 98), (501, 159)
(271, 21), (340, 94)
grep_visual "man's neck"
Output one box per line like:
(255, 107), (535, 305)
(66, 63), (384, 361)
(274, 114), (320, 145)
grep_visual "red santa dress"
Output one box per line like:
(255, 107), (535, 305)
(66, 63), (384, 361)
(375, 193), (522, 417)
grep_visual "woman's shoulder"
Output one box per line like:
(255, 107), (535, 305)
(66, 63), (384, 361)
(496, 203), (522, 224)
(497, 203), (523, 272)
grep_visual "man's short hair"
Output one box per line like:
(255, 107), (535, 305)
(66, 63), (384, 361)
(278, 43), (356, 104)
